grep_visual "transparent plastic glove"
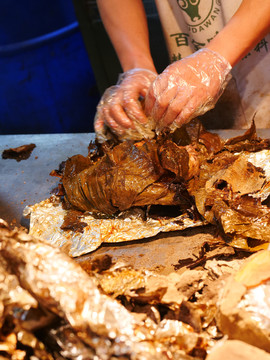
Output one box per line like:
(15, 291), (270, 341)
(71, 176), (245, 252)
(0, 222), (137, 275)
(145, 48), (232, 133)
(94, 68), (157, 142)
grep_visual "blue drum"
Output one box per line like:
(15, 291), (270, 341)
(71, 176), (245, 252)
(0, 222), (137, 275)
(0, 0), (100, 134)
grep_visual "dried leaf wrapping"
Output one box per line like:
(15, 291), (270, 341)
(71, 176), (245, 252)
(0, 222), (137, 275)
(188, 148), (270, 248)
(63, 140), (182, 215)
(62, 123), (222, 216)
(28, 121), (270, 254)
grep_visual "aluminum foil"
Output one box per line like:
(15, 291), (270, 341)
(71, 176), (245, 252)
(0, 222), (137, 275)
(24, 198), (205, 257)
(238, 280), (270, 332)
(217, 250), (270, 352)
(242, 150), (270, 178)
(0, 224), (215, 359)
(0, 257), (37, 315)
(240, 150), (270, 201)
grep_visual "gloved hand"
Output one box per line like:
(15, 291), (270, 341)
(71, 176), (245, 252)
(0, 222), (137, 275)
(145, 48), (232, 133)
(94, 68), (157, 142)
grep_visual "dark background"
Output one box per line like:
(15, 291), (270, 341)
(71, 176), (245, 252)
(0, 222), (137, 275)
(0, 0), (168, 134)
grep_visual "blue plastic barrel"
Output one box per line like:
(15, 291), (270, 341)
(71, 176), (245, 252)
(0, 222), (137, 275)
(0, 0), (100, 134)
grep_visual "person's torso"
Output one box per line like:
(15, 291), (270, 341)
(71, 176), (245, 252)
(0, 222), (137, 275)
(154, 0), (270, 129)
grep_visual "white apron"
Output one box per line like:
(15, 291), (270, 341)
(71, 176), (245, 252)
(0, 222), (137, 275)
(154, 0), (270, 129)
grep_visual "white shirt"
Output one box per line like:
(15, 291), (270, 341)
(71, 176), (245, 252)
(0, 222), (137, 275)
(155, 0), (270, 128)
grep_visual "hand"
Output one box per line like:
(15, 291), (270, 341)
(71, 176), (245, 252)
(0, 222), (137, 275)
(94, 68), (157, 142)
(145, 49), (232, 133)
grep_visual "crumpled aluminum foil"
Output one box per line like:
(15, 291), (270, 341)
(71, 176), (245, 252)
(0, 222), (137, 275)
(0, 225), (213, 359)
(238, 280), (270, 332)
(240, 150), (270, 201)
(24, 199), (205, 257)
(217, 250), (270, 353)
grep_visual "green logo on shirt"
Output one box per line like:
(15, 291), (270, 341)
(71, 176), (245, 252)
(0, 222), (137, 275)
(177, 0), (221, 33)
(177, 0), (201, 22)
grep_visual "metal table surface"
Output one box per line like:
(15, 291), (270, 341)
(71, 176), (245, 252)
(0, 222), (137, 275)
(1, 129), (270, 272)
(1, 129), (270, 227)
(0, 133), (95, 227)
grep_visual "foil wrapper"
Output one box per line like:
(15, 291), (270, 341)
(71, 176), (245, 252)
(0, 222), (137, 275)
(235, 251), (270, 334)
(217, 250), (270, 352)
(238, 280), (270, 332)
(0, 224), (216, 359)
(242, 150), (270, 178)
(24, 198), (205, 257)
(240, 150), (270, 201)
(0, 258), (37, 315)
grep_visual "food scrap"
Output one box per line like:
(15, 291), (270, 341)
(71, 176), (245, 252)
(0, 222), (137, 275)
(2, 143), (36, 162)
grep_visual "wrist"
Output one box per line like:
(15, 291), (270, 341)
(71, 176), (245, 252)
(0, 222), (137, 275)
(120, 55), (157, 74)
(206, 33), (244, 67)
(202, 47), (232, 71)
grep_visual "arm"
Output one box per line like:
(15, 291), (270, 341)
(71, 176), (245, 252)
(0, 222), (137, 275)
(145, 0), (270, 131)
(94, 0), (158, 141)
(96, 0), (156, 72)
(207, 0), (270, 66)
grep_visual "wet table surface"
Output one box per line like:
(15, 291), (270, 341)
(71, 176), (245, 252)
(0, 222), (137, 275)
(1, 129), (270, 272)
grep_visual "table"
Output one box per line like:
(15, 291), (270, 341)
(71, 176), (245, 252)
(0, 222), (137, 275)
(1, 129), (269, 273)
(0, 133), (95, 227)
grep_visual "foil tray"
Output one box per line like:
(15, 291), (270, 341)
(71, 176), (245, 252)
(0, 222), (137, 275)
(24, 199), (206, 257)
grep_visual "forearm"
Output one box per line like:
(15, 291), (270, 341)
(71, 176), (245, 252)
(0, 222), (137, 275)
(207, 0), (270, 66)
(96, 0), (156, 72)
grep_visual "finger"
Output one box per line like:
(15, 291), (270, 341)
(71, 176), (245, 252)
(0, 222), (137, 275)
(94, 115), (105, 133)
(144, 86), (156, 116)
(103, 108), (125, 136)
(104, 89), (134, 129)
(144, 70), (172, 116)
(160, 94), (190, 128)
(150, 85), (178, 122)
(174, 87), (212, 127)
(109, 103), (134, 129)
(122, 75), (155, 124)
(123, 98), (148, 125)
(174, 103), (198, 128)
(144, 73), (168, 115)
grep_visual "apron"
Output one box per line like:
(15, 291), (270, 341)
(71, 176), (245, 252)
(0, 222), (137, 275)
(154, 0), (270, 129)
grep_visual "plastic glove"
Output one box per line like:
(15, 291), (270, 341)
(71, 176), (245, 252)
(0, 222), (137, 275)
(94, 68), (157, 142)
(145, 48), (232, 133)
